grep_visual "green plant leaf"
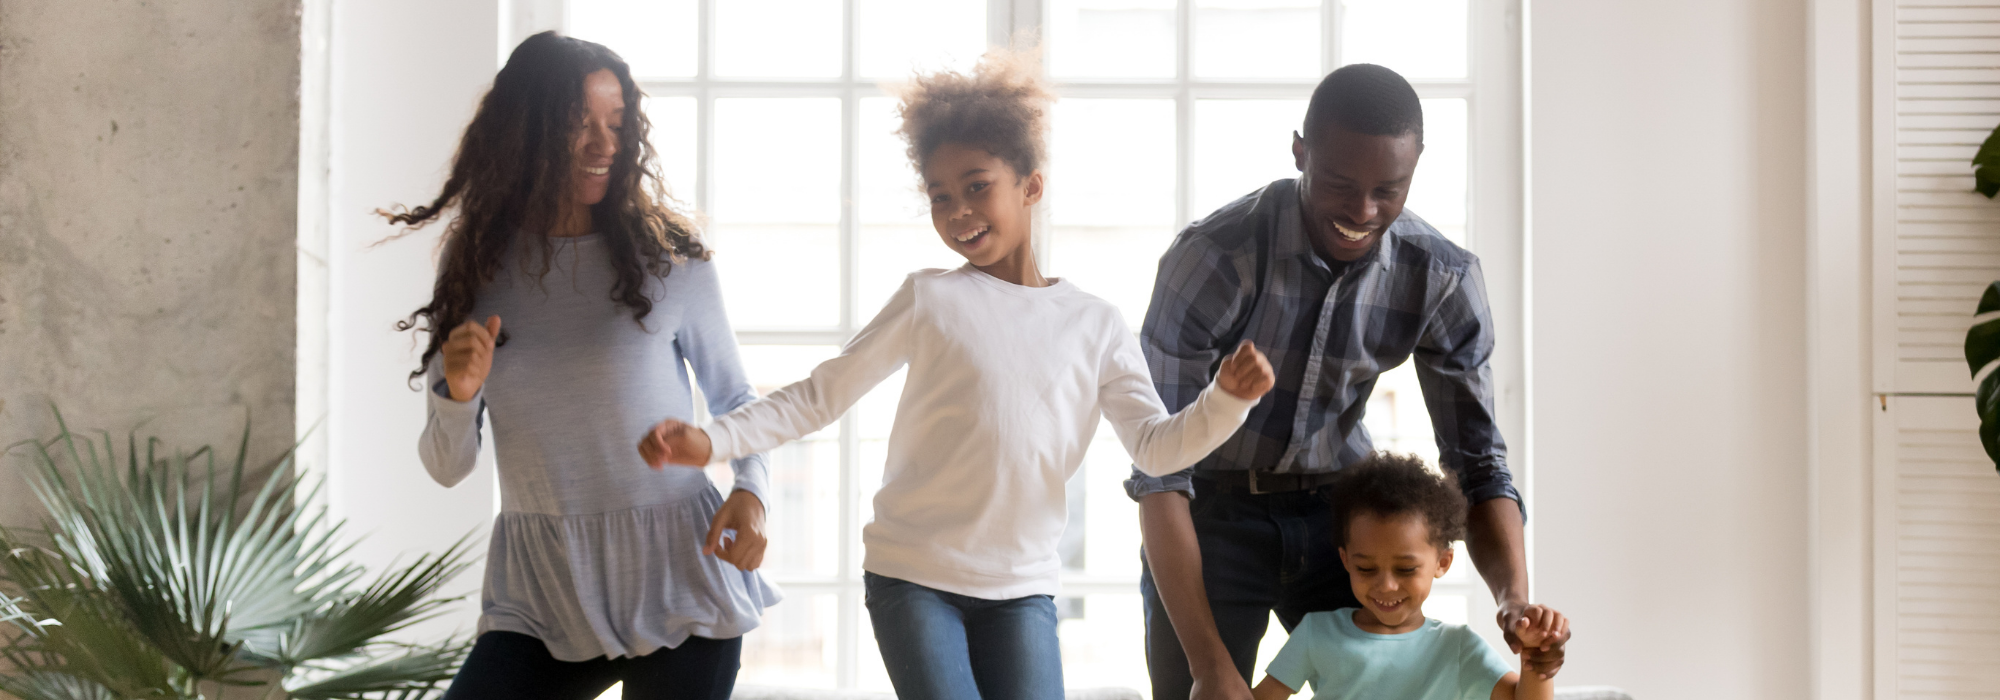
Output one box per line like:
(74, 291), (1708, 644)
(0, 537), (180, 698)
(1975, 123), (2000, 198)
(0, 670), (118, 700)
(1970, 282), (2000, 470)
(271, 537), (474, 666)
(1979, 366), (2000, 469)
(283, 641), (470, 700)
(3, 409), (474, 698)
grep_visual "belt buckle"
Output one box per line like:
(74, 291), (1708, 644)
(1247, 470), (1273, 495)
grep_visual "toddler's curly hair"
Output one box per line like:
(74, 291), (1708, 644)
(1326, 452), (1469, 552)
(892, 48), (1055, 180)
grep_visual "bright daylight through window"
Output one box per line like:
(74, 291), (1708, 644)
(564, 0), (1480, 692)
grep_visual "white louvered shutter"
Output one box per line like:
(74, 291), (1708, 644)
(1877, 2), (2000, 697)
(1876, 397), (1998, 697)
(1888, 2), (2000, 393)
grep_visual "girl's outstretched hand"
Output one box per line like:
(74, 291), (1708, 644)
(1217, 340), (1275, 401)
(638, 419), (714, 468)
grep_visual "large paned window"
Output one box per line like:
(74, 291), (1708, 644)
(552, 0), (1496, 691)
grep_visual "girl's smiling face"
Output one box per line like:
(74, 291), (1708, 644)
(923, 143), (1044, 278)
(1340, 511), (1454, 634)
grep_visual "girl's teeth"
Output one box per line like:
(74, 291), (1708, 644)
(584, 166), (609, 175)
(956, 228), (985, 242)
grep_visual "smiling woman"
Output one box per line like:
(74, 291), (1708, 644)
(376, 31), (779, 700)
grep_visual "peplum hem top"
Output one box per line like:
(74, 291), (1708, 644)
(418, 234), (778, 661)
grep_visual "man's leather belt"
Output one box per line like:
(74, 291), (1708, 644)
(1194, 470), (1340, 495)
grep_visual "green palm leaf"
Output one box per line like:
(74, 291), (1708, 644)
(0, 670), (118, 700)
(282, 640), (470, 700)
(0, 536), (180, 698)
(2, 409), (477, 699)
(271, 537), (474, 666)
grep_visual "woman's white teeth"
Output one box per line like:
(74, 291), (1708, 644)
(955, 227), (987, 242)
(583, 166), (609, 176)
(1336, 223), (1371, 242)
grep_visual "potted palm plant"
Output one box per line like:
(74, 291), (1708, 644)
(0, 410), (475, 699)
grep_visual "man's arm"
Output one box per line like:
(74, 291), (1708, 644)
(1467, 496), (1569, 678)
(1130, 231), (1259, 700)
(1410, 259), (1567, 676)
(1467, 497), (1528, 610)
(1141, 492), (1254, 700)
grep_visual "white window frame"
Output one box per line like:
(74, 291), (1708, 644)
(500, 0), (1526, 687)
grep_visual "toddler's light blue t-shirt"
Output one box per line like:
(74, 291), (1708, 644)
(1264, 609), (1513, 700)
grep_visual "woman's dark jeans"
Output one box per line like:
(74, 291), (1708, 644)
(441, 630), (741, 700)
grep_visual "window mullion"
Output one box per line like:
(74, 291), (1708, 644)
(1176, 0), (1194, 229)
(696, 0), (714, 220)
(1323, 0), (1341, 72)
(837, 0), (862, 688)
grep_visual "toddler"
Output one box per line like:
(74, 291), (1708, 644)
(1253, 453), (1569, 700)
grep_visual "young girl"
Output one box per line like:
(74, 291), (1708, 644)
(638, 51), (1275, 700)
(1252, 453), (1570, 700)
(396, 32), (775, 700)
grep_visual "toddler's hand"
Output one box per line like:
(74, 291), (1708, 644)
(638, 419), (714, 468)
(1510, 604), (1570, 654)
(1217, 340), (1275, 401)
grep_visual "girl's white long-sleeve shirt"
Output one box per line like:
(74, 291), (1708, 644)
(705, 265), (1257, 599)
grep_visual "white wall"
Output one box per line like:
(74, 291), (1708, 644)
(325, 0), (504, 637)
(1529, 0), (1812, 698)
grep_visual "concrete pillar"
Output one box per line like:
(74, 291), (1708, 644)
(0, 0), (302, 526)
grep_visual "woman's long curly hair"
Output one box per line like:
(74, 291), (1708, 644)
(384, 31), (708, 384)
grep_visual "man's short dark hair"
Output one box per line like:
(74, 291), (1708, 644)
(1301, 63), (1424, 147)
(1326, 452), (1467, 551)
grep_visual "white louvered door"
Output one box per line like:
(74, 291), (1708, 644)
(1874, 396), (1997, 697)
(1883, 1), (2000, 394)
(1874, 2), (2000, 697)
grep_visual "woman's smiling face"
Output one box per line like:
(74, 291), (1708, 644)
(1340, 510), (1454, 634)
(570, 68), (625, 208)
(923, 143), (1043, 269)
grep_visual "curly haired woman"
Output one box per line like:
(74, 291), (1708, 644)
(389, 31), (776, 700)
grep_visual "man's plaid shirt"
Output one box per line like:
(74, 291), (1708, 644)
(1124, 178), (1522, 509)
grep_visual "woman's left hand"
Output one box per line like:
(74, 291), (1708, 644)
(706, 489), (767, 571)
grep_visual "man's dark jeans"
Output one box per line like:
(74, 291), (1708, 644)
(1139, 479), (1360, 699)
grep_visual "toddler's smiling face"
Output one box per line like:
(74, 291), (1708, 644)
(1340, 511), (1454, 634)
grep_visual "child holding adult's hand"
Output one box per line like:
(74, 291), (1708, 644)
(1250, 454), (1573, 700)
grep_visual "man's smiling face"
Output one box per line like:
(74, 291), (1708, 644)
(1292, 124), (1421, 262)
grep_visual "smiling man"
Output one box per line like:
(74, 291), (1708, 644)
(1128, 64), (1568, 700)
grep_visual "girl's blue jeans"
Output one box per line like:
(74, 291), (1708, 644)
(863, 572), (1065, 700)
